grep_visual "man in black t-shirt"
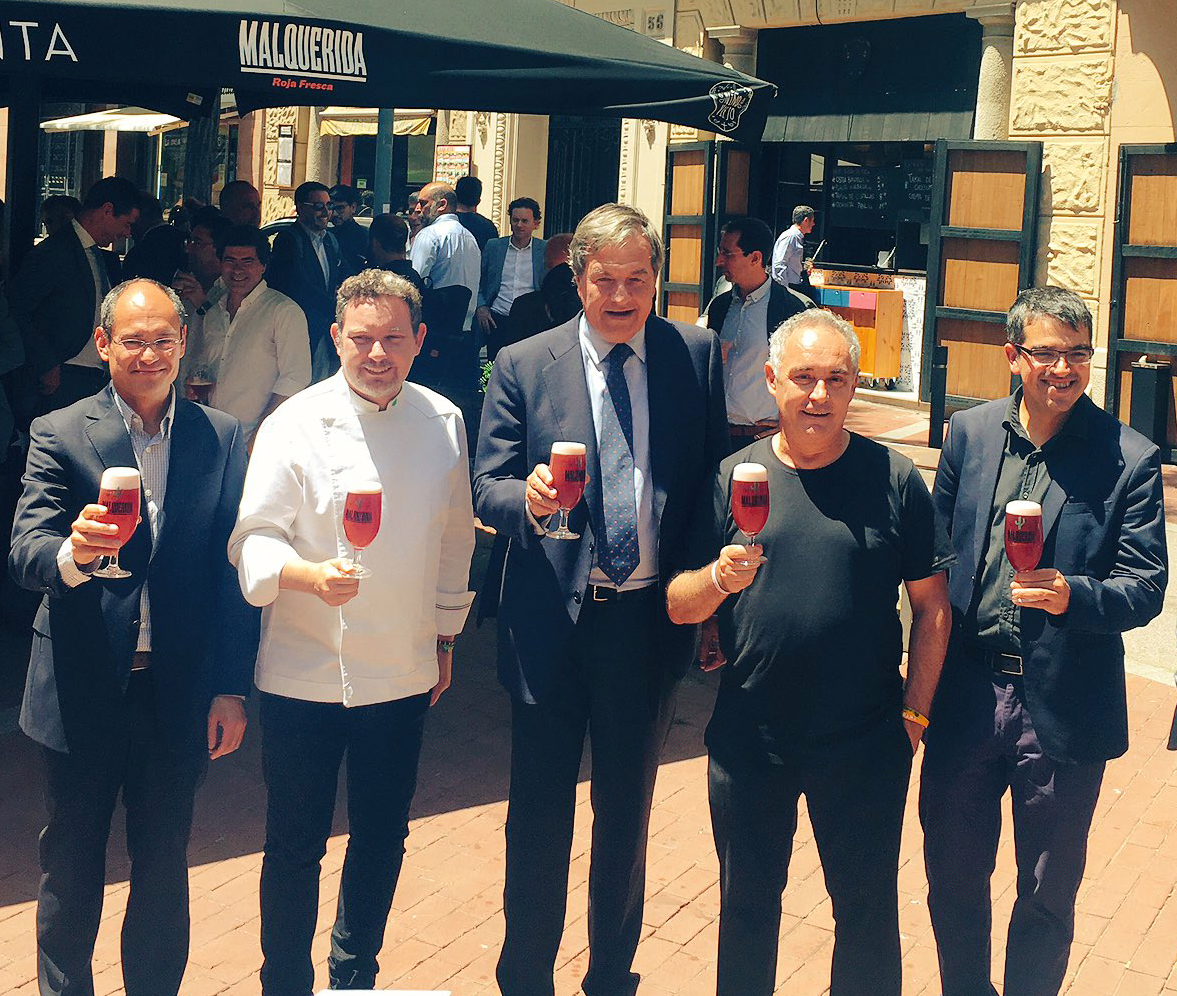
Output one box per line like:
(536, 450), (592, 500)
(667, 310), (954, 996)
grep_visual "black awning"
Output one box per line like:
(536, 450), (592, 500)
(757, 13), (981, 144)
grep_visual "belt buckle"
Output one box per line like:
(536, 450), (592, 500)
(592, 585), (611, 602)
(997, 654), (1023, 676)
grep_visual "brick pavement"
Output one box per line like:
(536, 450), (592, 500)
(1, 397), (1176, 996)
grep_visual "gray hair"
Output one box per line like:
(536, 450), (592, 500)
(336, 268), (422, 329)
(99, 278), (186, 336)
(768, 309), (861, 375)
(792, 205), (816, 225)
(1006, 286), (1092, 345)
(569, 203), (664, 278)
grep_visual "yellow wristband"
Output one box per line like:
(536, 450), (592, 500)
(902, 707), (930, 729)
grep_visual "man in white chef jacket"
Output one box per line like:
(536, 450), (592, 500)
(229, 268), (476, 996)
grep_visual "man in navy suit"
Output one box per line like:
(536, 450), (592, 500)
(9, 176), (138, 415)
(474, 203), (727, 996)
(921, 285), (1167, 996)
(475, 196), (548, 361)
(266, 181), (344, 380)
(10, 278), (259, 996)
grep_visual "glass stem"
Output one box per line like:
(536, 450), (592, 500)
(352, 546), (363, 571)
(108, 550), (120, 572)
(559, 508), (571, 533)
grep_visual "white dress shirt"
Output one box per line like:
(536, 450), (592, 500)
(67, 219), (107, 370)
(720, 278), (777, 425)
(771, 224), (805, 287)
(410, 212), (482, 329)
(58, 389), (176, 652)
(195, 280), (311, 439)
(229, 373), (476, 707)
(490, 238), (535, 315)
(300, 222), (331, 283)
(579, 316), (658, 591)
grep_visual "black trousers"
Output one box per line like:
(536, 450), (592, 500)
(35, 672), (203, 996)
(485, 310), (513, 363)
(709, 718), (913, 996)
(258, 690), (430, 996)
(920, 672), (1105, 996)
(497, 589), (677, 996)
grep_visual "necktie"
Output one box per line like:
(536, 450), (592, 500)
(597, 343), (639, 586)
(89, 245), (111, 299)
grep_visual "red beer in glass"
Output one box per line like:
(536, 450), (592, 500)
(731, 463), (769, 567)
(1004, 499), (1044, 573)
(547, 441), (586, 540)
(343, 482), (382, 578)
(94, 466), (141, 579)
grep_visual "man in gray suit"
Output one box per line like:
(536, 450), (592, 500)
(9, 176), (140, 414)
(475, 197), (547, 361)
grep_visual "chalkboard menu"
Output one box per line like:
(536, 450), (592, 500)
(829, 161), (934, 230)
(830, 167), (893, 230)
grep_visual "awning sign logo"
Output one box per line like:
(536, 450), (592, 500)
(239, 20), (367, 84)
(707, 81), (754, 133)
(0, 21), (78, 62)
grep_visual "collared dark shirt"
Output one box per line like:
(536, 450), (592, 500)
(971, 388), (1090, 652)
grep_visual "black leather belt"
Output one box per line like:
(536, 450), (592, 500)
(728, 422), (776, 439)
(972, 646), (1023, 676)
(589, 584), (658, 604)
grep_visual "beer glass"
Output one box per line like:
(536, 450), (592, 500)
(343, 482), (382, 579)
(1004, 500), (1044, 573)
(547, 442), (586, 540)
(93, 467), (141, 579)
(731, 463), (769, 566)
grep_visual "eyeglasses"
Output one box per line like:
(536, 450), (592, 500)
(110, 336), (182, 355)
(186, 236), (214, 248)
(1014, 344), (1095, 367)
(301, 202), (331, 213)
(716, 248), (748, 259)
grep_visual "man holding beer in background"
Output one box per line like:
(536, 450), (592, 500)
(10, 278), (257, 996)
(921, 285), (1168, 996)
(229, 269), (474, 995)
(666, 309), (953, 996)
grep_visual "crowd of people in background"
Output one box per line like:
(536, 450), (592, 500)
(0, 177), (1167, 996)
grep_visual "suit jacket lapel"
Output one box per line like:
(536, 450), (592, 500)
(155, 400), (212, 562)
(539, 320), (601, 533)
(970, 403), (1008, 572)
(532, 240), (544, 287)
(644, 319), (672, 529)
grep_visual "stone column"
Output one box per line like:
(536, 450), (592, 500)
(967, 3), (1016, 141)
(705, 25), (758, 77)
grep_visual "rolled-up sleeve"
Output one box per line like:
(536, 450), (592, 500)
(435, 413), (476, 635)
(228, 417), (302, 607)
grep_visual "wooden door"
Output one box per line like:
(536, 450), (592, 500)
(921, 140), (1042, 434)
(1106, 145), (1177, 459)
(659, 142), (753, 323)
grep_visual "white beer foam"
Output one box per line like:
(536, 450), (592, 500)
(100, 467), (141, 490)
(733, 462), (769, 483)
(551, 441), (587, 456)
(1006, 500), (1042, 516)
(348, 481), (383, 495)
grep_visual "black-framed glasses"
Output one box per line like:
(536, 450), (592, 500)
(1014, 344), (1095, 367)
(300, 202), (330, 213)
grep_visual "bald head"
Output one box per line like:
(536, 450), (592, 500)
(418, 182), (457, 223)
(96, 279), (186, 409)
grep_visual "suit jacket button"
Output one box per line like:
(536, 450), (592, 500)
(573, 591), (582, 604)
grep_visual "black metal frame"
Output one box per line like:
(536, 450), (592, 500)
(921, 138), (1043, 444)
(1105, 143), (1177, 461)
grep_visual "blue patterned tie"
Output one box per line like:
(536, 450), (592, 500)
(597, 343), (639, 586)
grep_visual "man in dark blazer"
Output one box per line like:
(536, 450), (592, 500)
(921, 285), (1167, 996)
(475, 197), (547, 361)
(474, 204), (728, 996)
(10, 278), (259, 996)
(703, 216), (812, 456)
(9, 176), (139, 416)
(265, 180), (344, 381)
